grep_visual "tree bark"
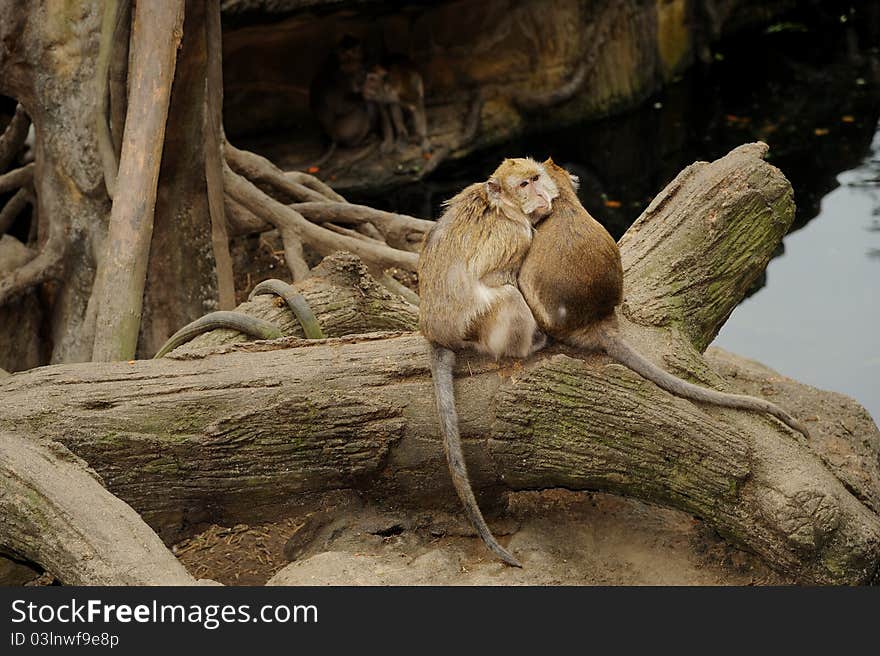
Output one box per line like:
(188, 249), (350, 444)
(2, 144), (878, 584)
(0, 432), (198, 585)
(91, 1), (185, 361)
(137, 0), (230, 358)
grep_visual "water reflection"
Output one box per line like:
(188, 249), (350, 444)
(715, 125), (880, 421)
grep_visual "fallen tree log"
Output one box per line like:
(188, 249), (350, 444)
(1, 144), (878, 584)
(0, 432), (199, 585)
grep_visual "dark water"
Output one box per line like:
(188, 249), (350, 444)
(353, 3), (880, 420)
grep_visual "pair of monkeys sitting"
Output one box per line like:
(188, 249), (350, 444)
(418, 157), (809, 567)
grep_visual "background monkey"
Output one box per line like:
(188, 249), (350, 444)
(518, 158), (810, 438)
(419, 158), (559, 567)
(362, 55), (431, 153)
(309, 35), (374, 164)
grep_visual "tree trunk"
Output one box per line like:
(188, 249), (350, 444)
(3, 144), (878, 584)
(138, 0), (232, 358)
(91, 1), (185, 361)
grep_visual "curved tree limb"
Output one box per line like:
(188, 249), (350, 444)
(0, 104), (30, 172)
(225, 143), (334, 203)
(290, 202), (431, 252)
(0, 163), (34, 194)
(0, 186), (32, 235)
(0, 214), (65, 306)
(224, 165), (419, 274)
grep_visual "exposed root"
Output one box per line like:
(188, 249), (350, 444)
(224, 195), (269, 236)
(0, 186), (33, 235)
(0, 225), (65, 306)
(290, 202), (431, 251)
(284, 171), (346, 203)
(154, 310), (282, 358)
(0, 163), (34, 195)
(379, 272), (420, 306)
(0, 104), (31, 172)
(248, 278), (325, 339)
(225, 143), (331, 203)
(224, 166), (419, 274)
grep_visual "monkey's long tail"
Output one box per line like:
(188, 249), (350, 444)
(592, 326), (810, 438)
(429, 344), (522, 567)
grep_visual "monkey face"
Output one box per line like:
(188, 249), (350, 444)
(487, 158), (560, 221)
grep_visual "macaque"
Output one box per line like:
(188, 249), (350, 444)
(418, 158), (559, 566)
(362, 55), (430, 153)
(518, 158), (809, 437)
(309, 35), (374, 163)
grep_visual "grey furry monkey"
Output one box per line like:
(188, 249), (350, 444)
(419, 157), (559, 567)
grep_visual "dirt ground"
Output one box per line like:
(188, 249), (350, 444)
(173, 489), (790, 586)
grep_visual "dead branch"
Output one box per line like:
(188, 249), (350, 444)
(91, 0), (185, 361)
(0, 104), (30, 172)
(0, 163), (34, 194)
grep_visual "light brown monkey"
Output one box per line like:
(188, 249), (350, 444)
(519, 158), (810, 438)
(362, 55), (430, 153)
(419, 157), (559, 567)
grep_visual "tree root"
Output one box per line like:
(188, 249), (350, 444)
(249, 278), (325, 339)
(0, 104), (30, 172)
(0, 221), (65, 306)
(0, 163), (34, 195)
(154, 310), (282, 358)
(0, 186), (32, 235)
(223, 165), (419, 275)
(289, 202), (431, 252)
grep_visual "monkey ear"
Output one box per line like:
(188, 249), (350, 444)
(485, 178), (501, 201)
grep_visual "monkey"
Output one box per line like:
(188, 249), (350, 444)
(419, 157), (559, 567)
(518, 158), (810, 438)
(362, 55), (431, 153)
(309, 35), (375, 165)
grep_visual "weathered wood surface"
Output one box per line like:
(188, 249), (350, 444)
(2, 144), (878, 584)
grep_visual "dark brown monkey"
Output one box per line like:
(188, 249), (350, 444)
(419, 157), (559, 567)
(362, 55), (430, 153)
(309, 36), (374, 164)
(519, 158), (809, 437)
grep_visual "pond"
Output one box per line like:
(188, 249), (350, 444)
(352, 3), (880, 422)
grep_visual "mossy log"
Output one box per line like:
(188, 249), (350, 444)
(1, 144), (878, 584)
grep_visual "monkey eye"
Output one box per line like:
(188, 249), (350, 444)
(532, 174), (540, 182)
(519, 180), (529, 188)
